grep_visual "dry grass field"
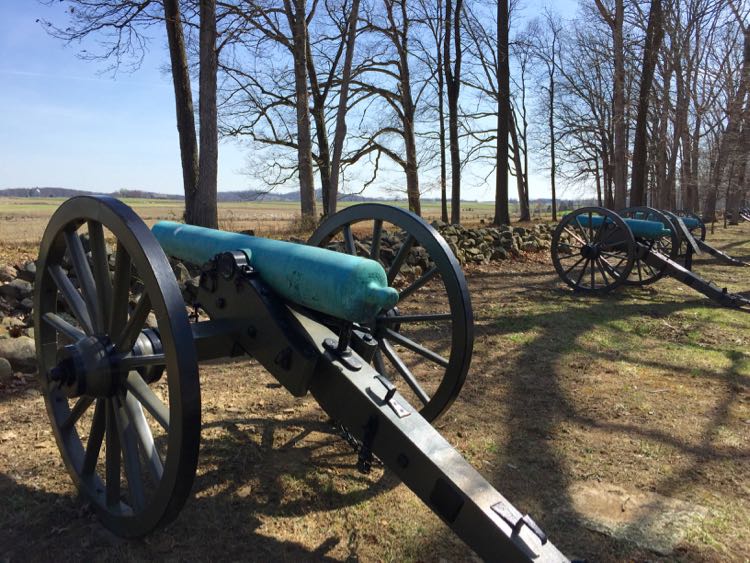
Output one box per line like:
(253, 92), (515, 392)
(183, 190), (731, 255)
(0, 196), (749, 562)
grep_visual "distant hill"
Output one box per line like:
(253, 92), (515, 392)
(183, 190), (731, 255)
(0, 187), (394, 203)
(0, 187), (594, 207)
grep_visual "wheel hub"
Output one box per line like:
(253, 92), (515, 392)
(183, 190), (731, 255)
(48, 329), (164, 398)
(580, 244), (600, 259)
(49, 335), (117, 398)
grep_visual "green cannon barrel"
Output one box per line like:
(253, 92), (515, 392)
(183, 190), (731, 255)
(680, 216), (701, 230)
(152, 221), (399, 324)
(575, 215), (671, 239)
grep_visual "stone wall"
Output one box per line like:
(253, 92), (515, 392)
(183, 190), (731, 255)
(0, 221), (554, 381)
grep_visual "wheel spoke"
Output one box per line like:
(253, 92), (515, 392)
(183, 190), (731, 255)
(574, 216), (590, 243)
(563, 255), (587, 276)
(590, 257), (595, 288)
(61, 396), (94, 432)
(562, 226), (587, 246)
(388, 234), (415, 285)
(595, 257), (610, 285)
(125, 372), (170, 430)
(370, 219), (383, 261)
(113, 395), (146, 512)
(88, 220), (113, 328)
(383, 328), (449, 368)
(120, 353), (166, 371)
(125, 392), (164, 481)
(43, 312), (86, 341)
(574, 258), (590, 287)
(398, 266), (438, 302)
(342, 225), (356, 255)
(115, 293), (152, 353)
(82, 398), (105, 476)
(380, 339), (430, 405)
(376, 313), (452, 324)
(105, 399), (121, 507)
(49, 265), (94, 334)
(110, 243), (132, 336)
(65, 229), (102, 333)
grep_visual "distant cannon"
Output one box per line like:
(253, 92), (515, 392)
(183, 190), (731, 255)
(33, 196), (567, 561)
(662, 210), (748, 268)
(550, 206), (750, 309)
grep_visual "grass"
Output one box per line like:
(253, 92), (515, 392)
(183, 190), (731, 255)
(0, 201), (749, 561)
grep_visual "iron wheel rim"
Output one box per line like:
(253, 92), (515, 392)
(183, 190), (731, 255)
(551, 207), (635, 294)
(309, 204), (473, 422)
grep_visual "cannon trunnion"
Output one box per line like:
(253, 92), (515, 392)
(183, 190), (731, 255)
(33, 196), (568, 561)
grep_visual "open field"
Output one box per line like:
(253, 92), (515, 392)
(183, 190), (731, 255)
(0, 197), (506, 247)
(0, 199), (749, 561)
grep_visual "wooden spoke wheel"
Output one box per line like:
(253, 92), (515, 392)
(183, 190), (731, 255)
(551, 207), (635, 294)
(34, 196), (200, 537)
(619, 206), (679, 286)
(309, 204), (473, 422)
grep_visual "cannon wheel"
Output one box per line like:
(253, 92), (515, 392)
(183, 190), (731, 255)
(619, 206), (679, 286)
(675, 210), (706, 241)
(551, 207), (636, 294)
(34, 196), (200, 537)
(309, 204), (473, 422)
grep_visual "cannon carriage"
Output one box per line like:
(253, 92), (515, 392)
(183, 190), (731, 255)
(550, 206), (750, 309)
(33, 196), (567, 561)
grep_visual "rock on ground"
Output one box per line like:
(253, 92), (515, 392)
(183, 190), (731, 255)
(0, 336), (37, 373)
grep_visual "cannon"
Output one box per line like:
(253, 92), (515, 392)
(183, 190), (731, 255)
(33, 196), (567, 561)
(550, 206), (750, 309)
(661, 210), (748, 268)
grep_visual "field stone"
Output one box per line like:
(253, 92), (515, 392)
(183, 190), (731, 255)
(0, 279), (33, 301)
(0, 265), (16, 283)
(0, 357), (12, 383)
(564, 482), (709, 556)
(15, 261), (36, 282)
(0, 336), (37, 372)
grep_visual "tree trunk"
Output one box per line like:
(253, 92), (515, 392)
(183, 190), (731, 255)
(509, 111), (529, 221)
(705, 29), (749, 221)
(329, 0), (361, 216)
(437, 0), (448, 223)
(164, 0), (199, 225)
(398, 2), (421, 215)
(286, 0), (317, 219)
(306, 38), (332, 216)
(493, 0), (510, 225)
(629, 0), (663, 207)
(445, 0), (463, 224)
(196, 0), (218, 229)
(549, 70), (557, 221)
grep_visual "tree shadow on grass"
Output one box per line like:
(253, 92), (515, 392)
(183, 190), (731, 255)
(464, 278), (749, 561)
(0, 415), (397, 562)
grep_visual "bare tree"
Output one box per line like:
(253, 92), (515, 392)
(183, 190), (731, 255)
(629, 0), (664, 206)
(328, 0), (362, 215)
(595, 0), (627, 209)
(42, 0), (221, 226)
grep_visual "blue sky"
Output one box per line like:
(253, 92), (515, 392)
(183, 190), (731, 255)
(0, 1), (576, 199)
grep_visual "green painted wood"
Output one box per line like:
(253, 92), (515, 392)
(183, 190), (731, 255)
(152, 221), (399, 324)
